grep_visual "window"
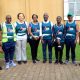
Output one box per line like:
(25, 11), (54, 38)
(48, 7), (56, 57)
(64, 0), (80, 20)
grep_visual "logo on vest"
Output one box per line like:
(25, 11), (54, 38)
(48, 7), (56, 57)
(58, 31), (62, 34)
(20, 27), (26, 31)
(44, 27), (50, 31)
(68, 27), (74, 31)
(7, 28), (13, 32)
(57, 30), (62, 34)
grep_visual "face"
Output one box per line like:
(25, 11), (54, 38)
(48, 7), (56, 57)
(32, 15), (38, 22)
(6, 16), (12, 23)
(67, 16), (73, 22)
(18, 14), (25, 21)
(43, 13), (49, 21)
(56, 16), (62, 23)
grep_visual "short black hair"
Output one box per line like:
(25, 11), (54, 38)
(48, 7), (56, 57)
(32, 14), (38, 19)
(56, 16), (62, 19)
(6, 15), (12, 19)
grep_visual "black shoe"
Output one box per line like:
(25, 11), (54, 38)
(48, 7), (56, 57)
(79, 63), (80, 66)
(33, 60), (36, 64)
(23, 61), (27, 64)
(43, 60), (47, 63)
(36, 59), (40, 61)
(17, 61), (22, 65)
(49, 60), (52, 64)
(0, 67), (2, 70)
(59, 61), (63, 64)
(54, 60), (58, 64)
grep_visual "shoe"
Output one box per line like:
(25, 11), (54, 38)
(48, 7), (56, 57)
(5, 62), (10, 69)
(0, 67), (2, 70)
(65, 60), (69, 64)
(33, 60), (36, 64)
(54, 60), (58, 64)
(79, 63), (80, 66)
(23, 61), (27, 64)
(17, 61), (22, 65)
(9, 61), (16, 67)
(36, 59), (40, 61)
(72, 61), (77, 65)
(49, 60), (52, 64)
(59, 61), (63, 64)
(43, 60), (47, 63)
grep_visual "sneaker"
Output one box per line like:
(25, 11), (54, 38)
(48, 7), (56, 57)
(33, 60), (36, 64)
(23, 61), (27, 64)
(5, 62), (10, 69)
(65, 60), (69, 64)
(54, 60), (58, 64)
(43, 60), (47, 63)
(72, 61), (77, 65)
(36, 59), (40, 61)
(0, 67), (2, 70)
(17, 61), (22, 65)
(9, 61), (16, 67)
(49, 60), (52, 64)
(59, 61), (63, 64)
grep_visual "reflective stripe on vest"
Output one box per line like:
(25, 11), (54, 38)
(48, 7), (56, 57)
(2, 24), (16, 43)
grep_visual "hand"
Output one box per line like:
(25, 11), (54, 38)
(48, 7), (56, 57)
(33, 36), (37, 40)
(57, 39), (60, 45)
(41, 39), (44, 43)
(0, 41), (2, 46)
(36, 37), (39, 40)
(74, 40), (77, 44)
(0, 46), (3, 53)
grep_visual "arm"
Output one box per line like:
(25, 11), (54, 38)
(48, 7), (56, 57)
(40, 22), (44, 43)
(51, 22), (54, 37)
(63, 25), (66, 38)
(39, 22), (42, 38)
(28, 23), (37, 40)
(52, 25), (56, 39)
(25, 21), (29, 35)
(0, 24), (3, 53)
(76, 24), (79, 43)
(0, 24), (2, 42)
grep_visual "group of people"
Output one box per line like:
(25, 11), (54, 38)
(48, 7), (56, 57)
(0, 12), (79, 70)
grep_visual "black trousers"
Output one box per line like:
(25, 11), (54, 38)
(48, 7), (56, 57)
(65, 39), (76, 61)
(29, 39), (40, 60)
(55, 42), (64, 61)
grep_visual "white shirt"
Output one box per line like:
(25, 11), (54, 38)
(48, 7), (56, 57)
(14, 21), (28, 40)
(40, 20), (53, 37)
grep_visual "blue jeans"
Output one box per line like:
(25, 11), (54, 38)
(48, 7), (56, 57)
(2, 41), (15, 63)
(65, 39), (76, 61)
(42, 39), (52, 60)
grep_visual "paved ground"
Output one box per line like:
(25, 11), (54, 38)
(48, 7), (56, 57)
(0, 60), (80, 80)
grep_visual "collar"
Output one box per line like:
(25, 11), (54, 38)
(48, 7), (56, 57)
(43, 20), (50, 23)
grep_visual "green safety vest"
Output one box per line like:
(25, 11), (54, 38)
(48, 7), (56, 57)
(2, 23), (16, 43)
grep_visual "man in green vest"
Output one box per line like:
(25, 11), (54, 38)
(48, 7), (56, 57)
(0, 15), (16, 69)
